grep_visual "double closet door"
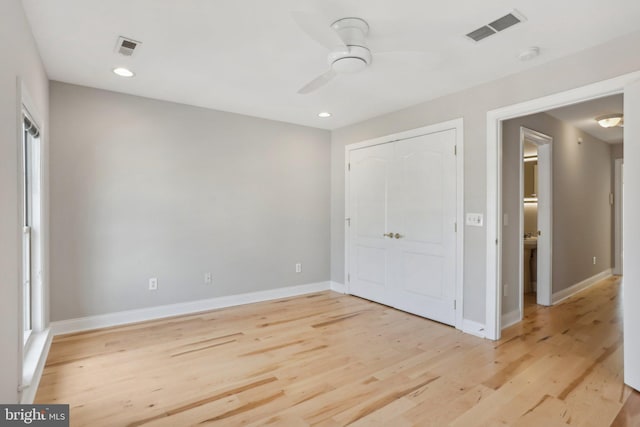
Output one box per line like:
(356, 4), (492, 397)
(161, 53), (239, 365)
(348, 129), (458, 326)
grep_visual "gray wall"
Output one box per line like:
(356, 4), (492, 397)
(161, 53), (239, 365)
(0, 0), (49, 403)
(331, 30), (640, 324)
(50, 82), (330, 321)
(501, 113), (613, 315)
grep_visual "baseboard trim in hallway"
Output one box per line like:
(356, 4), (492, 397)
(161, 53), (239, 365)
(552, 268), (612, 304)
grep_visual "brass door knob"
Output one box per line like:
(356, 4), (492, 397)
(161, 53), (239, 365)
(394, 233), (403, 239)
(383, 232), (394, 238)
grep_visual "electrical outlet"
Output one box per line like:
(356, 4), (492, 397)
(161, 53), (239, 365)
(204, 272), (212, 284)
(149, 277), (158, 290)
(295, 263), (302, 273)
(593, 256), (597, 265)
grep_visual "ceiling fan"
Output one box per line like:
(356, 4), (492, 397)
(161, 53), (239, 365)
(293, 13), (377, 94)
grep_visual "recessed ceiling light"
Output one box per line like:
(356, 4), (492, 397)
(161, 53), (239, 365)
(596, 113), (623, 128)
(112, 67), (135, 78)
(318, 112), (332, 118)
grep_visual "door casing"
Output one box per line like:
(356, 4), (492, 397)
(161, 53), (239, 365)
(485, 71), (640, 340)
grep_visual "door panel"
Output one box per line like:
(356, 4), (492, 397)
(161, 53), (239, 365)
(348, 143), (394, 305)
(392, 131), (457, 324)
(348, 129), (458, 326)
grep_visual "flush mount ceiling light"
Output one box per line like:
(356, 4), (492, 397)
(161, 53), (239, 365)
(596, 113), (623, 128)
(112, 67), (135, 78)
(318, 112), (332, 118)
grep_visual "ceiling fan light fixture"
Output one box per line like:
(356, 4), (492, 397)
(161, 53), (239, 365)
(332, 56), (367, 73)
(596, 113), (623, 128)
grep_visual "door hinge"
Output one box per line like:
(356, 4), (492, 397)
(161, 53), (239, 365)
(347, 273), (350, 282)
(346, 217), (351, 227)
(454, 299), (457, 310)
(454, 222), (457, 233)
(454, 145), (457, 156)
(496, 239), (499, 245)
(348, 163), (351, 171)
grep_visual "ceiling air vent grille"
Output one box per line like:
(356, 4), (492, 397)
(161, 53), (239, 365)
(466, 10), (526, 42)
(115, 36), (141, 56)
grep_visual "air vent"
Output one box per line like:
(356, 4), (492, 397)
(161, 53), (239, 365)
(466, 10), (526, 42)
(489, 13), (521, 32)
(466, 26), (496, 42)
(115, 36), (142, 57)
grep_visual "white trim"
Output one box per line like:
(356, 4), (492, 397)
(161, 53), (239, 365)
(51, 282), (330, 335)
(344, 118), (465, 331)
(462, 319), (486, 339)
(330, 281), (347, 294)
(552, 269), (612, 305)
(485, 71), (640, 341)
(518, 127), (553, 310)
(345, 118), (464, 151)
(20, 328), (52, 404)
(501, 309), (521, 330)
(614, 159), (623, 275)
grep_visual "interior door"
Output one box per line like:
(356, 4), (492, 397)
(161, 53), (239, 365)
(348, 143), (394, 306)
(390, 131), (457, 324)
(348, 129), (458, 326)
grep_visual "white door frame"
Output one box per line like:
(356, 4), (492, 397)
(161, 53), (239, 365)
(345, 118), (465, 330)
(485, 71), (640, 340)
(614, 158), (624, 275)
(518, 127), (553, 318)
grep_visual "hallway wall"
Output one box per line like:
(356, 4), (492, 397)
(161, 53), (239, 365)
(502, 112), (613, 316)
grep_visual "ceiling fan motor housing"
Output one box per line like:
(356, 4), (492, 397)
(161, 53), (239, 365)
(329, 45), (372, 73)
(327, 17), (371, 73)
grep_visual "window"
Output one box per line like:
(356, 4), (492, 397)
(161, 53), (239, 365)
(22, 114), (41, 344)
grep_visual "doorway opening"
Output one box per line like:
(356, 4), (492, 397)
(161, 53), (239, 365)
(485, 71), (638, 340)
(519, 128), (553, 314)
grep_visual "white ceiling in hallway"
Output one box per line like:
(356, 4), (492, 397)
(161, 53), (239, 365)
(21, 0), (640, 129)
(546, 94), (624, 144)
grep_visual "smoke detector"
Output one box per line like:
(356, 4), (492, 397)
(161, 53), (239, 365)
(518, 46), (540, 61)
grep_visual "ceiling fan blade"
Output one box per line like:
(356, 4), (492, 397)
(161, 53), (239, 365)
(297, 69), (337, 94)
(292, 12), (347, 51)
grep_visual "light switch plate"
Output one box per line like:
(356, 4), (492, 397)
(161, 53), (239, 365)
(466, 213), (484, 227)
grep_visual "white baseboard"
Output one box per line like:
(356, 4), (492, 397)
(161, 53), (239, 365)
(552, 269), (612, 305)
(20, 328), (53, 404)
(501, 309), (521, 329)
(51, 281), (331, 336)
(462, 319), (486, 338)
(330, 281), (347, 294)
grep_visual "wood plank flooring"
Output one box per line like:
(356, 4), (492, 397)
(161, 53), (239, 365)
(36, 276), (634, 426)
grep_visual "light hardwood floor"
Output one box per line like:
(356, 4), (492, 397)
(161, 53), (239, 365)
(36, 276), (634, 426)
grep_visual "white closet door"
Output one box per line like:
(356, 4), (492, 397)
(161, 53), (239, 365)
(348, 143), (394, 306)
(390, 130), (457, 325)
(348, 129), (458, 326)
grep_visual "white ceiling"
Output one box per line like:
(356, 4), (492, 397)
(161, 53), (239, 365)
(546, 94), (624, 144)
(21, 0), (640, 130)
